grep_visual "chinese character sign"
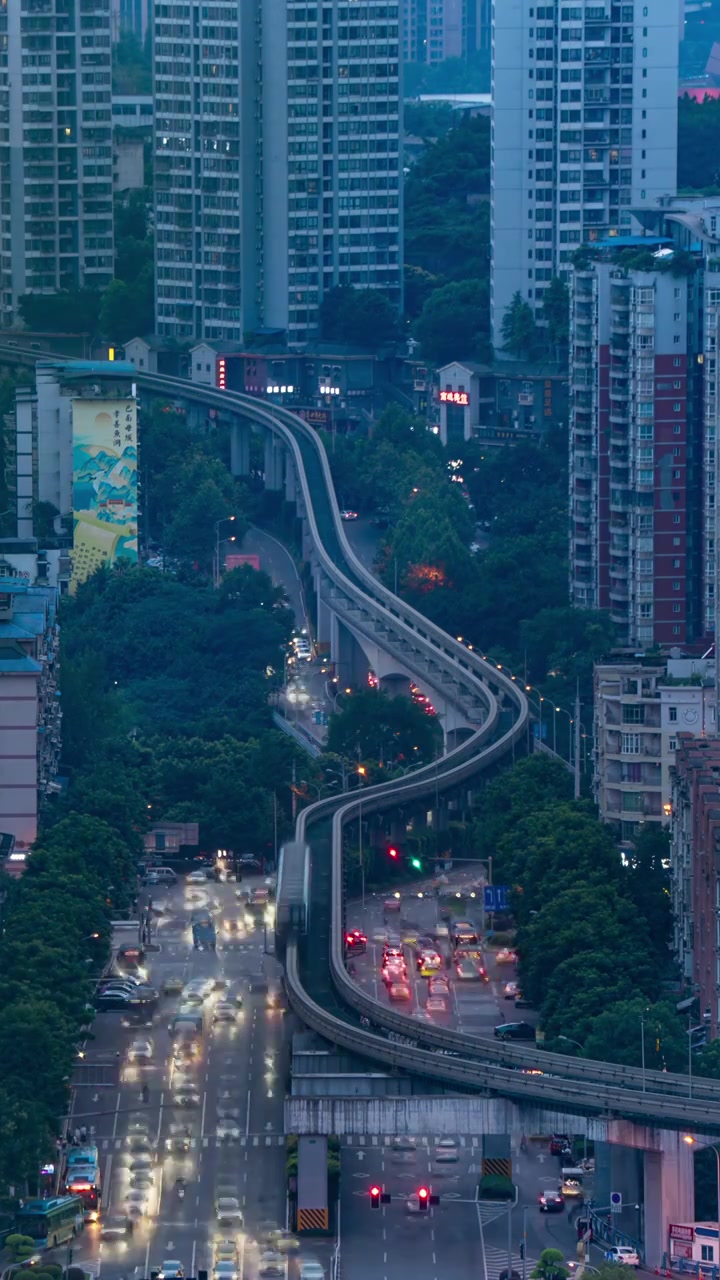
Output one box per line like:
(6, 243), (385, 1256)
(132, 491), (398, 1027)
(70, 398), (138, 592)
(439, 390), (469, 406)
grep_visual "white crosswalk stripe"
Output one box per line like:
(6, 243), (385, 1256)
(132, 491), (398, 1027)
(484, 1246), (537, 1280)
(102, 1134), (285, 1151)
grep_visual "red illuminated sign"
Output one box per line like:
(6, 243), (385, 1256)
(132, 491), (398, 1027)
(439, 390), (469, 406)
(670, 1226), (694, 1243)
(217, 358), (226, 389)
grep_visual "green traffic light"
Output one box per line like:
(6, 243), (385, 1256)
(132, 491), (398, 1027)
(411, 858), (422, 870)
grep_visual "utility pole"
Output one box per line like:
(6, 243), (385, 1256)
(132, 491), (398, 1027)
(574, 680), (582, 800)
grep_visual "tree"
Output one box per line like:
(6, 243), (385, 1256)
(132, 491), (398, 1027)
(678, 95), (720, 190)
(99, 267), (154, 343)
(531, 1250), (569, 1280)
(501, 291), (541, 358)
(582, 999), (687, 1073)
(18, 289), (101, 334)
(413, 278), (491, 365)
(327, 687), (442, 766)
(542, 277), (570, 355)
(319, 285), (400, 348)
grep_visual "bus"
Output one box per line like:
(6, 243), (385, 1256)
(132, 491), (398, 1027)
(15, 1196), (84, 1249)
(66, 1166), (101, 1221)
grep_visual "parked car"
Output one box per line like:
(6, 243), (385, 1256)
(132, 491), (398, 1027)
(605, 1247), (639, 1268)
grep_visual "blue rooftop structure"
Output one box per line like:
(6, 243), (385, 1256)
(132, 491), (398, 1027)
(595, 235), (674, 248)
(37, 359), (136, 375)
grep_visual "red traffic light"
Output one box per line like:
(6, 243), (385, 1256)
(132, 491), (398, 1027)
(370, 1185), (381, 1209)
(418, 1187), (429, 1200)
(388, 847), (399, 859)
(370, 1185), (381, 1197)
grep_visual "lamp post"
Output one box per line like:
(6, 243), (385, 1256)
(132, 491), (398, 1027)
(557, 1034), (583, 1052)
(213, 515), (236, 588)
(357, 765), (366, 908)
(640, 1010), (647, 1093)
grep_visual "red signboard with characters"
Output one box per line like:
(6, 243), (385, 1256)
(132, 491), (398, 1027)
(670, 1226), (694, 1243)
(439, 390), (469, 406)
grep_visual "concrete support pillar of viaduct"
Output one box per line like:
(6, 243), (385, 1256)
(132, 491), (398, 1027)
(643, 1132), (694, 1268)
(285, 452), (297, 504)
(264, 434), (284, 491)
(315, 570), (333, 650)
(230, 420), (251, 477)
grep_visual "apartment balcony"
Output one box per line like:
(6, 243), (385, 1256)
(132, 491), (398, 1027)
(573, 546), (594, 568)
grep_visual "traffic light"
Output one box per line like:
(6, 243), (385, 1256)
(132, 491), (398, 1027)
(370, 1185), (381, 1209)
(410, 857), (422, 871)
(388, 846), (399, 860)
(418, 1187), (429, 1212)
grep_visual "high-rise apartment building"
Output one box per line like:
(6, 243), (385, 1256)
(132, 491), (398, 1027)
(0, 0), (115, 327)
(154, 0), (402, 346)
(403, 0), (490, 65)
(490, 0), (680, 342)
(570, 196), (720, 650)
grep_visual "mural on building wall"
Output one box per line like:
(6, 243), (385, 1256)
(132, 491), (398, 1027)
(70, 398), (138, 591)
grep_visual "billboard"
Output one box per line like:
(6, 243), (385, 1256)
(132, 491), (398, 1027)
(70, 398), (138, 591)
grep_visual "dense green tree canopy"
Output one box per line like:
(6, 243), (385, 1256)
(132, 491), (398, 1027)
(327, 687), (442, 767)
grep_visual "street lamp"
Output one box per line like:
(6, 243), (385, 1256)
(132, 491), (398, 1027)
(557, 1034), (583, 1053)
(357, 766), (366, 909)
(213, 515), (237, 588)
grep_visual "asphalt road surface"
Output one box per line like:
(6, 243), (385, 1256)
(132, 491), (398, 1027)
(345, 878), (536, 1038)
(62, 873), (328, 1280)
(339, 1133), (601, 1280)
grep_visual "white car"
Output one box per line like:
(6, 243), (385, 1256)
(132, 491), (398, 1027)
(123, 1189), (151, 1215)
(215, 1197), (244, 1227)
(214, 1241), (238, 1264)
(434, 1138), (459, 1163)
(258, 1254), (285, 1278)
(159, 1263), (184, 1279)
(299, 1264), (325, 1280)
(605, 1247), (640, 1268)
(216, 1118), (241, 1140)
(213, 1264), (238, 1280)
(186, 870), (207, 884)
(127, 1038), (153, 1063)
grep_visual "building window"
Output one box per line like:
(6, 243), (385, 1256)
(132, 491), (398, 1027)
(622, 705), (645, 724)
(669, 706), (678, 723)
(701, 1248), (715, 1264)
(621, 733), (641, 755)
(673, 604), (681, 613)
(669, 736), (678, 751)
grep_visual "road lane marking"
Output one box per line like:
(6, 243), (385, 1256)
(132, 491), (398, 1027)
(112, 1090), (121, 1140)
(200, 1090), (207, 1137)
(245, 1088), (251, 1135)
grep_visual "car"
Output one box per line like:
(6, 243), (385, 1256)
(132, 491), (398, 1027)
(163, 976), (185, 995)
(232, 990), (244, 1007)
(504, 981), (519, 1000)
(514, 993), (533, 1009)
(215, 1197), (244, 1227)
(455, 959), (483, 981)
(389, 982), (412, 1001)
(130, 1171), (155, 1188)
(340, 509), (358, 521)
(100, 1215), (134, 1241)
(217, 1118), (241, 1140)
(426, 995), (448, 1014)
(180, 991), (205, 1007)
(391, 1136), (416, 1151)
(383, 944), (404, 962)
(258, 1253), (285, 1277)
(435, 1138), (459, 1163)
(494, 1021), (536, 1042)
(383, 897), (401, 913)
(299, 1264), (324, 1280)
(127, 1118), (150, 1137)
(159, 1261), (184, 1278)
(416, 950), (442, 973)
(129, 1154), (153, 1171)
(428, 977), (450, 996)
(165, 1125), (192, 1153)
(213, 1003), (237, 1024)
(213, 978), (230, 992)
(214, 1241), (239, 1264)
(186, 870), (207, 884)
(213, 1265), (238, 1280)
(538, 1189), (564, 1213)
(382, 964), (407, 987)
(123, 1188), (150, 1214)
(496, 948), (518, 965)
(549, 1134), (570, 1156)
(605, 1247), (639, 1268)
(127, 1038), (153, 1063)
(272, 1232), (300, 1255)
(172, 1089), (201, 1107)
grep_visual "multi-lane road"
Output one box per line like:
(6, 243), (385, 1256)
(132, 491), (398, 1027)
(338, 1131), (595, 1280)
(65, 872), (329, 1280)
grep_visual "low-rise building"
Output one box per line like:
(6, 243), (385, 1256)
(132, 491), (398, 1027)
(594, 656), (716, 840)
(670, 735), (720, 1038)
(434, 360), (568, 446)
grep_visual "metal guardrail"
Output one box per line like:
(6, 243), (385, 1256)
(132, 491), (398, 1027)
(3, 345), (718, 1126)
